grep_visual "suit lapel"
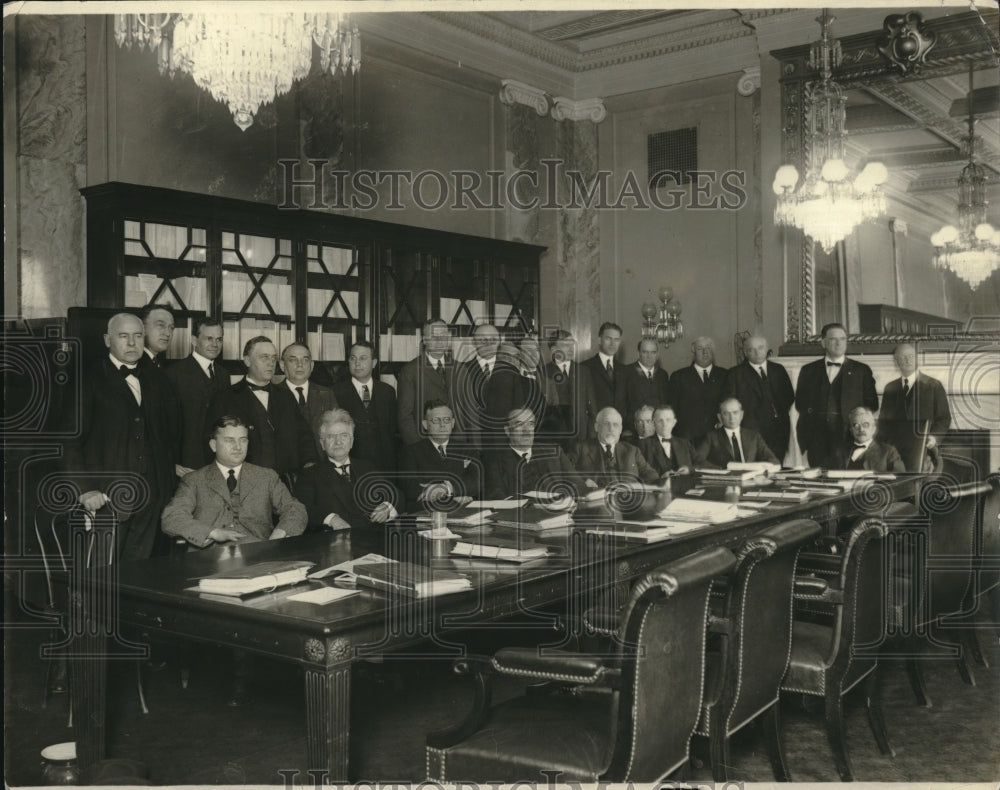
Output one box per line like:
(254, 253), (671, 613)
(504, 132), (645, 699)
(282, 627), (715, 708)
(206, 464), (233, 501)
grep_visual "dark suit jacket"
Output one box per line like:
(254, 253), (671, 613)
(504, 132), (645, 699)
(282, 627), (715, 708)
(165, 355), (231, 469)
(571, 439), (660, 486)
(451, 357), (524, 450)
(622, 363), (670, 427)
(332, 378), (399, 472)
(580, 354), (626, 431)
(482, 445), (581, 500)
(206, 380), (319, 476)
(877, 373), (951, 470)
(795, 357), (878, 466)
(396, 355), (453, 446)
(639, 434), (698, 476)
(161, 462), (306, 547)
(295, 457), (402, 530)
(726, 360), (794, 461)
(283, 380), (338, 454)
(702, 427), (780, 468)
(541, 360), (589, 443)
(667, 364), (729, 442)
(398, 439), (483, 503)
(837, 440), (906, 473)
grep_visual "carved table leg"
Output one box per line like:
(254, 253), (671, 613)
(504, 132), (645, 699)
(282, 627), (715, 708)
(70, 630), (108, 771)
(303, 637), (353, 781)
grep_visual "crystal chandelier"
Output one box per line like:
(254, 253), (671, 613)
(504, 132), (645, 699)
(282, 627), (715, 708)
(930, 66), (1000, 289)
(640, 287), (683, 347)
(114, 12), (360, 131)
(773, 10), (889, 252)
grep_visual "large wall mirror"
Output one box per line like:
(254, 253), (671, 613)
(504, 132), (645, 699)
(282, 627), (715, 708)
(774, 8), (999, 344)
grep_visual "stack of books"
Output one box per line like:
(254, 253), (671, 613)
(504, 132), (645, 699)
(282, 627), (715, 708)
(490, 507), (574, 532)
(659, 498), (739, 523)
(352, 560), (472, 598)
(196, 560), (315, 597)
(451, 537), (549, 562)
(416, 506), (495, 526)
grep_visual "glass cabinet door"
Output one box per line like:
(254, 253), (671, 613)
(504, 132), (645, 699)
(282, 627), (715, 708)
(305, 240), (364, 362)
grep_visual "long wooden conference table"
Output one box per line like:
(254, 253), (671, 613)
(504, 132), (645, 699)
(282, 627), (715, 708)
(64, 473), (925, 781)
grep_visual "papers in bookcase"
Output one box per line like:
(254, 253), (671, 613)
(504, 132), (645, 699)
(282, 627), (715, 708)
(307, 553), (396, 580)
(451, 541), (549, 562)
(287, 587), (362, 605)
(659, 498), (739, 523)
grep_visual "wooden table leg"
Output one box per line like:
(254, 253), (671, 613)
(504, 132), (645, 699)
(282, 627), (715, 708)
(70, 631), (108, 771)
(303, 637), (353, 781)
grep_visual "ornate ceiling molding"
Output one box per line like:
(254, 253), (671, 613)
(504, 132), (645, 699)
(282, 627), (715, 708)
(550, 96), (606, 123)
(499, 79), (549, 116)
(426, 12), (578, 71)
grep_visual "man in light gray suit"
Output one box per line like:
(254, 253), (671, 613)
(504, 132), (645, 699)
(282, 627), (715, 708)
(162, 415), (307, 548)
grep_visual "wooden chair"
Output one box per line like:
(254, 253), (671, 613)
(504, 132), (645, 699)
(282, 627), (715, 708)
(780, 510), (906, 782)
(425, 545), (737, 783)
(695, 518), (822, 781)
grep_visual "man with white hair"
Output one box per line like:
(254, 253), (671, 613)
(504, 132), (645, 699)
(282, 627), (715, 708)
(572, 407), (659, 487)
(842, 406), (905, 472)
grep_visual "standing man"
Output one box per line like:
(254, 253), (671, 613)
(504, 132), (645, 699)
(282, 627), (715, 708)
(63, 313), (176, 561)
(795, 323), (878, 469)
(279, 343), (337, 453)
(166, 316), (230, 475)
(726, 335), (795, 462)
(541, 330), (589, 446)
(581, 322), (626, 432)
(877, 343), (951, 470)
(667, 336), (729, 443)
(572, 407), (659, 487)
(396, 318), (453, 446)
(206, 336), (318, 486)
(622, 338), (670, 433)
(333, 340), (398, 472)
(451, 322), (502, 449)
(640, 405), (698, 477)
(701, 397), (780, 468)
(398, 400), (481, 504)
(139, 303), (175, 368)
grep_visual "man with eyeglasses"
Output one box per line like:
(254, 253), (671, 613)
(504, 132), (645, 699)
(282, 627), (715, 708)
(398, 400), (482, 505)
(483, 408), (581, 500)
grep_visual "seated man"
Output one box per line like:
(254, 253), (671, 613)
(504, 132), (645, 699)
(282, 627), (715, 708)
(398, 400), (482, 506)
(483, 408), (580, 500)
(295, 409), (403, 530)
(627, 404), (656, 446)
(841, 406), (906, 473)
(702, 397), (780, 468)
(162, 415), (307, 548)
(572, 407), (659, 488)
(640, 405), (698, 477)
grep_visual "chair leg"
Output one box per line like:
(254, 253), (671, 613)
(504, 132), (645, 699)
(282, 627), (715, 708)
(864, 671), (894, 757)
(956, 635), (977, 687)
(964, 628), (988, 669)
(824, 692), (854, 782)
(761, 703), (790, 782)
(136, 662), (149, 715)
(905, 659), (932, 707)
(708, 719), (731, 782)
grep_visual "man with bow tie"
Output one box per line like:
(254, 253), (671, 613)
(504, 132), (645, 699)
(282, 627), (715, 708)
(725, 334), (795, 462)
(63, 313), (177, 561)
(639, 405), (699, 478)
(877, 343), (951, 471)
(205, 336), (318, 487)
(397, 319), (453, 446)
(572, 407), (659, 488)
(295, 409), (402, 530)
(839, 407), (905, 472)
(139, 303), (175, 369)
(794, 323), (878, 469)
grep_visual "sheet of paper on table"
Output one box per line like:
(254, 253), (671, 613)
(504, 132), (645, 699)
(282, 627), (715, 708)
(287, 587), (362, 604)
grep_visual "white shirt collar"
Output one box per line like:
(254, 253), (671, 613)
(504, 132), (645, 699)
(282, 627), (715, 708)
(286, 379), (309, 397)
(694, 363), (713, 375)
(352, 376), (373, 398)
(752, 362), (766, 374)
(638, 363), (656, 376)
(216, 461), (244, 479)
(825, 355), (846, 364)
(191, 350), (215, 375)
(426, 352), (445, 368)
(478, 356), (494, 372)
(434, 441), (448, 454)
(144, 347), (156, 360)
(726, 428), (740, 439)
(513, 447), (531, 460)
(602, 442), (616, 454)
(598, 352), (615, 367)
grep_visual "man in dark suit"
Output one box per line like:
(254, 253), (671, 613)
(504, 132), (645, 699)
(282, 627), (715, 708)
(279, 342), (337, 453)
(332, 340), (398, 472)
(702, 397), (780, 468)
(397, 319), (453, 446)
(161, 416), (307, 547)
(398, 400), (481, 505)
(541, 330), (589, 446)
(840, 407), (905, 473)
(794, 322), (878, 469)
(482, 408), (580, 500)
(581, 321), (626, 434)
(206, 336), (318, 486)
(726, 334), (795, 462)
(295, 409), (402, 530)
(640, 405), (698, 477)
(166, 316), (230, 475)
(877, 343), (951, 471)
(628, 404), (656, 446)
(139, 303), (175, 368)
(667, 336), (729, 443)
(622, 338), (670, 435)
(572, 407), (660, 488)
(451, 322), (506, 450)
(63, 313), (176, 561)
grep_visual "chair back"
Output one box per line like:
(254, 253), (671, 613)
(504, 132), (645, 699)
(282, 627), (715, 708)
(603, 545), (736, 782)
(978, 474), (1000, 594)
(723, 518), (822, 734)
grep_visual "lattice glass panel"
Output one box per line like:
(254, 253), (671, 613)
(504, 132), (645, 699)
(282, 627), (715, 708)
(222, 317), (295, 362)
(494, 263), (538, 332)
(307, 242), (355, 275)
(125, 274), (207, 312)
(222, 233), (292, 269)
(124, 221), (206, 260)
(222, 269), (294, 318)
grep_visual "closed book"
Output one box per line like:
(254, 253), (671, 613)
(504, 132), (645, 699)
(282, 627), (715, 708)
(451, 538), (548, 562)
(353, 560), (472, 598)
(490, 507), (574, 532)
(696, 468), (760, 483)
(659, 498), (738, 523)
(197, 560), (314, 596)
(416, 506), (495, 525)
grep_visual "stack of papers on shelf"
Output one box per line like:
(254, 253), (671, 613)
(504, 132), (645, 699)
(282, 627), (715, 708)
(352, 560), (472, 598)
(197, 560), (314, 596)
(451, 538), (549, 562)
(659, 498), (739, 524)
(490, 507), (574, 532)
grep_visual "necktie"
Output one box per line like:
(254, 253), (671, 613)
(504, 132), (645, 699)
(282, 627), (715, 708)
(604, 444), (614, 465)
(606, 360), (614, 380)
(826, 361), (842, 369)
(850, 444), (867, 464)
(661, 438), (671, 458)
(701, 368), (708, 383)
(759, 366), (767, 382)
(438, 444), (446, 458)
(119, 365), (136, 378)
(247, 381), (271, 393)
(484, 363), (491, 379)
(902, 379), (911, 398)
(207, 362), (215, 380)
(731, 432), (743, 462)
(227, 469), (237, 493)
(523, 451), (531, 463)
(337, 464), (351, 482)
(361, 384), (371, 409)
(647, 370), (653, 382)
(296, 386), (306, 408)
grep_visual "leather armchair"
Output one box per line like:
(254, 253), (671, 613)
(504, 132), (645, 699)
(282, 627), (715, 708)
(425, 545), (737, 782)
(695, 518), (822, 781)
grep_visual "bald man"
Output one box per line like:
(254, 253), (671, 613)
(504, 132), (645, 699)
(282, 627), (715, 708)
(667, 336), (729, 443)
(63, 313), (177, 560)
(725, 335), (794, 461)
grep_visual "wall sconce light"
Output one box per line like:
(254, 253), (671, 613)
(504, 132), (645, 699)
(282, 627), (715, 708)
(641, 287), (683, 347)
